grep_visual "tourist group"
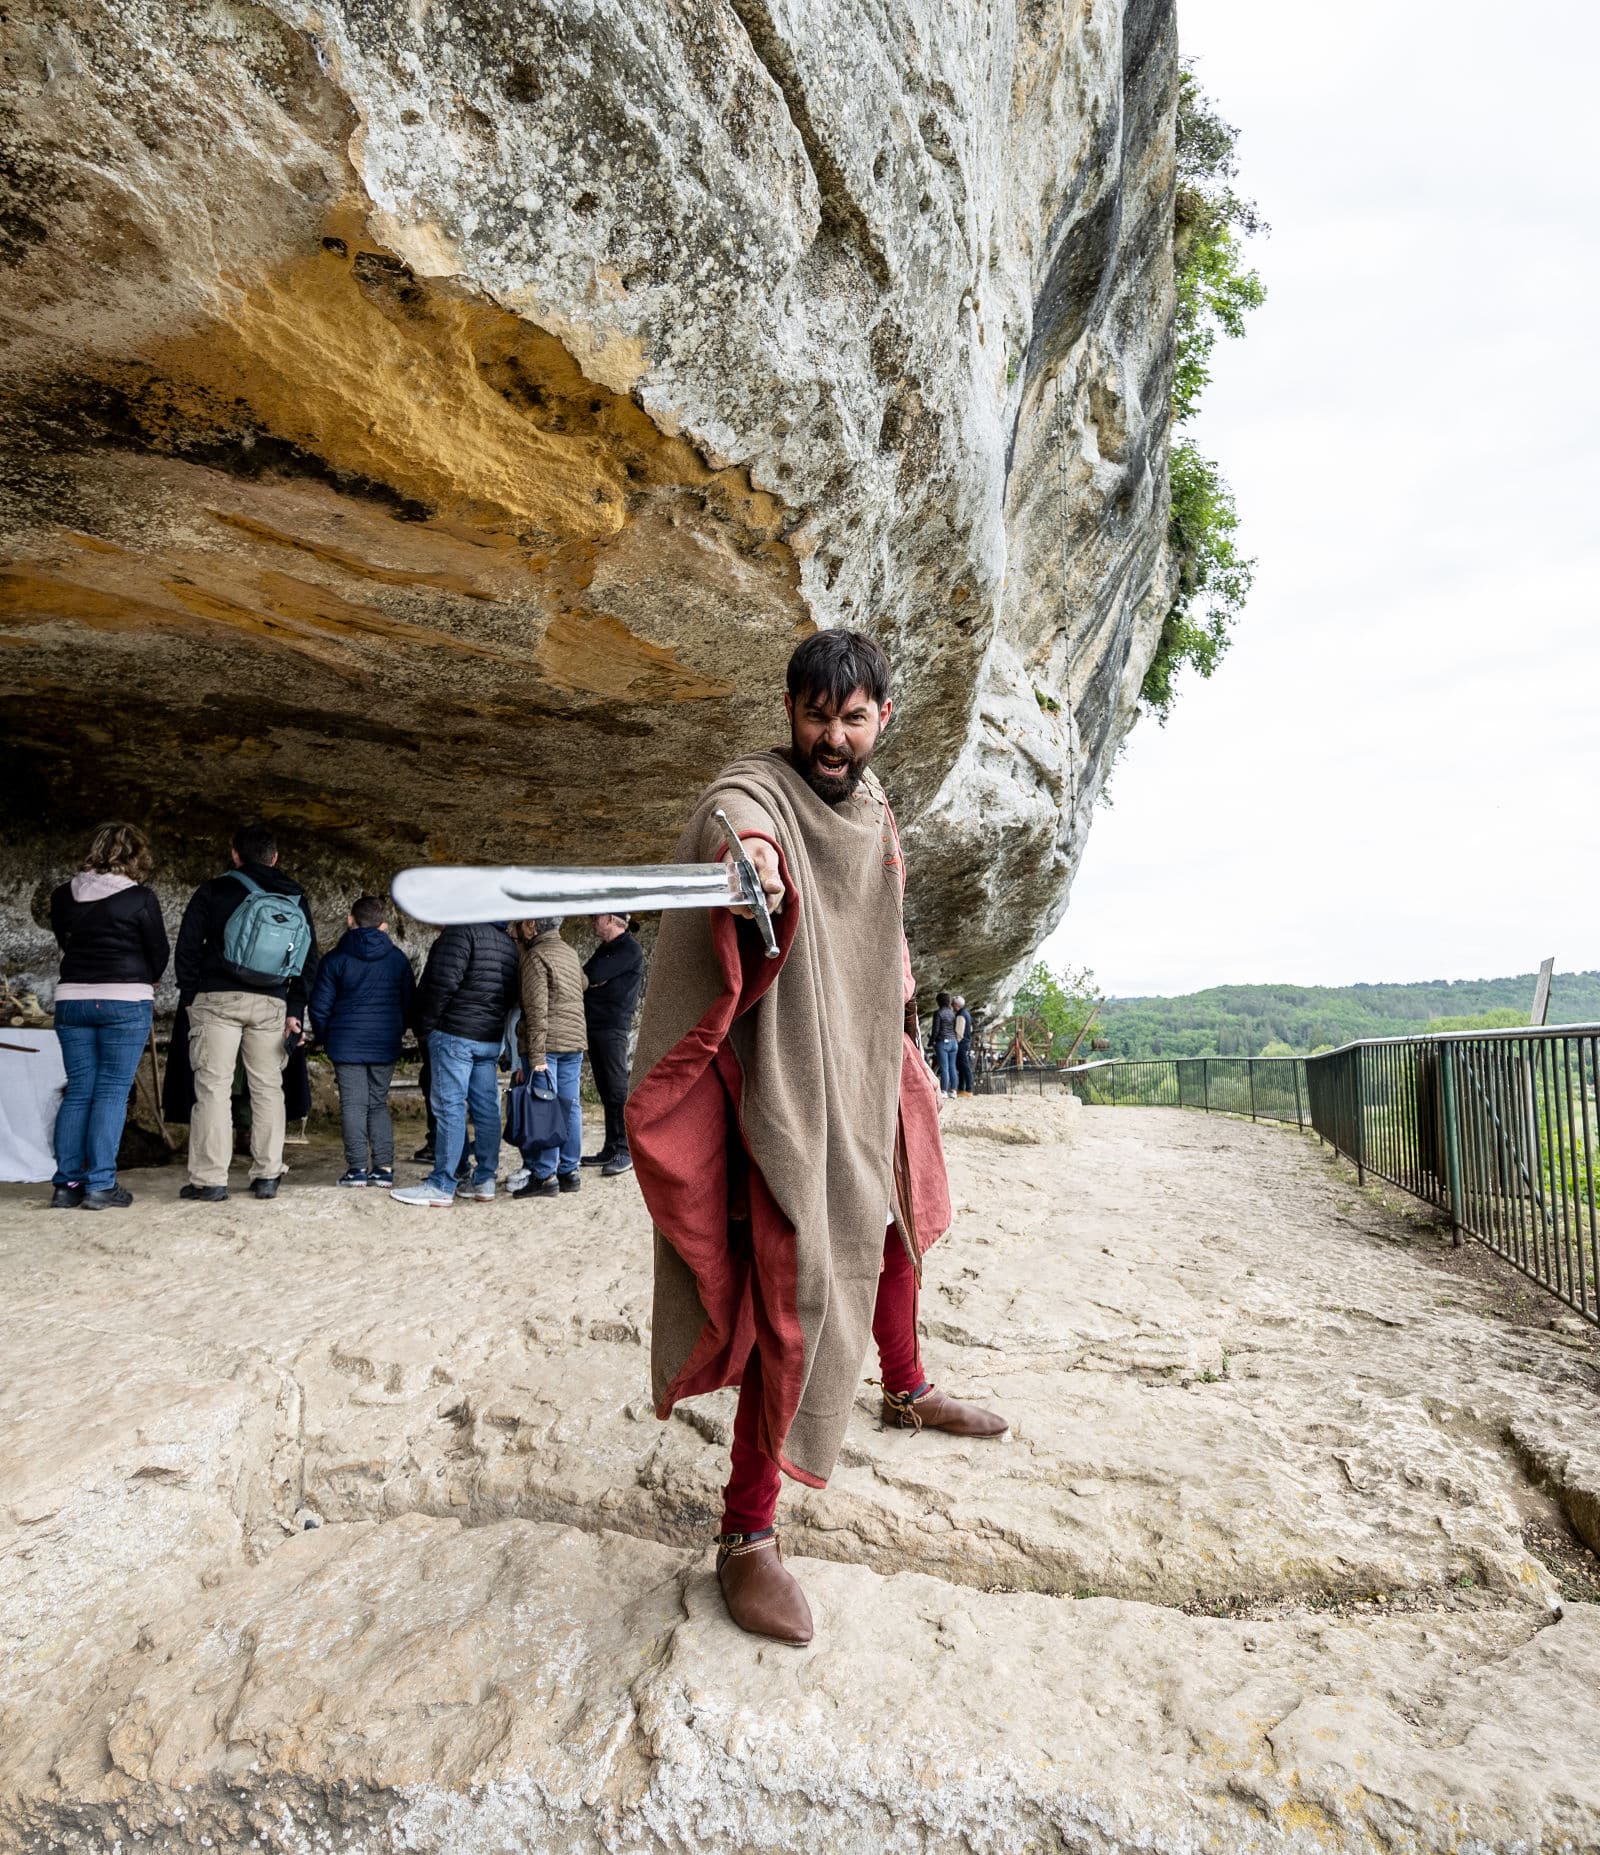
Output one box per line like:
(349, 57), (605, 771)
(43, 820), (643, 1210)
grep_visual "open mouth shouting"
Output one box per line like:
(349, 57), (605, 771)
(804, 742), (863, 800)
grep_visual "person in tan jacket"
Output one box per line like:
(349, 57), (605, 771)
(511, 917), (587, 1197)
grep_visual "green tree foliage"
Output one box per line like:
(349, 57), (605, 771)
(1012, 961), (1100, 1051)
(1097, 973), (1600, 1058)
(1419, 1008), (1531, 1035)
(1142, 65), (1266, 721)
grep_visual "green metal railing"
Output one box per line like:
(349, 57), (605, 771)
(1305, 1028), (1600, 1327)
(1062, 1056), (1308, 1125)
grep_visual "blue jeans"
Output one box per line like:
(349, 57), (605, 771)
(426, 1030), (501, 1195)
(529, 1049), (583, 1180)
(936, 1039), (959, 1092)
(52, 998), (152, 1191)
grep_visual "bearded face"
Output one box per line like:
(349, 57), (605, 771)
(787, 684), (890, 804)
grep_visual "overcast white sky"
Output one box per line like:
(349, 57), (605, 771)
(1038, 0), (1600, 998)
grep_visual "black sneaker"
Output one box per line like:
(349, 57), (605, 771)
(599, 1152), (633, 1178)
(50, 1184), (85, 1209)
(370, 1166), (394, 1188)
(251, 1176), (281, 1200)
(580, 1146), (615, 1169)
(557, 1171), (580, 1194)
(81, 1186), (133, 1210)
(512, 1175), (558, 1199)
(411, 1142), (435, 1165)
(180, 1183), (229, 1202)
(337, 1168), (369, 1188)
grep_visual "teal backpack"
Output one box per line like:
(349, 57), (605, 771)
(221, 873), (310, 985)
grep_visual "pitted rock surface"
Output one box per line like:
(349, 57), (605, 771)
(4, 1100), (1600, 1850)
(0, 0), (1179, 1000)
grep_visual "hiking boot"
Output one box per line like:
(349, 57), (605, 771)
(513, 1175), (558, 1199)
(557, 1170), (580, 1194)
(81, 1186), (133, 1210)
(369, 1166), (394, 1189)
(50, 1184), (85, 1209)
(880, 1382), (1009, 1438)
(716, 1531), (813, 1645)
(391, 1182), (454, 1208)
(580, 1145), (615, 1169)
(251, 1176), (282, 1200)
(600, 1151), (634, 1178)
(337, 1168), (369, 1188)
(180, 1183), (229, 1203)
(411, 1142), (435, 1165)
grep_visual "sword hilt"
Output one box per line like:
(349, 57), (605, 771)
(713, 808), (781, 961)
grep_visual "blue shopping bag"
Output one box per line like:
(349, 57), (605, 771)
(504, 1071), (564, 1152)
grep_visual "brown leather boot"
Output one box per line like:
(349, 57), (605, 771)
(715, 1531), (814, 1645)
(881, 1382), (1010, 1438)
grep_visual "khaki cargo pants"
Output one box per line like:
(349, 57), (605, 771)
(188, 990), (287, 1186)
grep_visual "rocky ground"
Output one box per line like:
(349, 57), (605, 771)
(4, 1097), (1600, 1853)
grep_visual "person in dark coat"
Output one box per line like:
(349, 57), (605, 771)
(392, 920), (518, 1207)
(309, 894), (416, 1188)
(581, 913), (644, 1176)
(48, 821), (170, 1210)
(953, 994), (975, 1096)
(174, 823), (319, 1202)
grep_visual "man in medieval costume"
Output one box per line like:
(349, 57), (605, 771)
(626, 630), (1008, 1646)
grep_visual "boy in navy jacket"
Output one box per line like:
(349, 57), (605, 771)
(308, 894), (416, 1186)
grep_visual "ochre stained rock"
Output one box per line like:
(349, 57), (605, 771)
(0, 1), (1178, 999)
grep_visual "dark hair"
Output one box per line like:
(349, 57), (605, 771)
(350, 894), (387, 928)
(785, 629), (891, 712)
(233, 822), (277, 864)
(81, 821), (153, 883)
(936, 990), (951, 1008)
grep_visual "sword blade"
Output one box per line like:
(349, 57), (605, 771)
(393, 861), (736, 926)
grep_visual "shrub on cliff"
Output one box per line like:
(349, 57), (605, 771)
(1143, 65), (1266, 721)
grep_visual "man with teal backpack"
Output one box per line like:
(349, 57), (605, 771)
(175, 823), (320, 1202)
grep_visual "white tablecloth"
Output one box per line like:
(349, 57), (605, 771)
(0, 1030), (66, 1183)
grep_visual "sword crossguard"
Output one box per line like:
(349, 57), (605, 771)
(713, 808), (781, 961)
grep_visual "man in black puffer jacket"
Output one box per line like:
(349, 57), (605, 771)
(392, 920), (517, 1207)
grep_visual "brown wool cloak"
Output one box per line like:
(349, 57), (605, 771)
(626, 749), (950, 1487)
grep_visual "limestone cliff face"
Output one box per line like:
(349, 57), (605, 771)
(0, 0), (1176, 1001)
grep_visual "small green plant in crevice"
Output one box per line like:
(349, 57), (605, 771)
(1142, 62), (1266, 723)
(1034, 686), (1061, 713)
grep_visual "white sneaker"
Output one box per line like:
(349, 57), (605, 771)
(505, 1167), (530, 1194)
(471, 1178), (495, 1202)
(390, 1183), (454, 1208)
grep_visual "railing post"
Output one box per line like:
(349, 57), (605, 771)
(1249, 1061), (1257, 1122)
(1353, 1049), (1366, 1185)
(1293, 1061), (1304, 1131)
(1439, 1042), (1465, 1247)
(1203, 1058), (1210, 1112)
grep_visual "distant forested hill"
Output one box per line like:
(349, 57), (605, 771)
(1099, 972), (1600, 1058)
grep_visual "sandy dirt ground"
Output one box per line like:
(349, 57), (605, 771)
(4, 1096), (1600, 1852)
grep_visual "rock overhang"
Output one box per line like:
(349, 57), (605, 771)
(0, 0), (1180, 1002)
